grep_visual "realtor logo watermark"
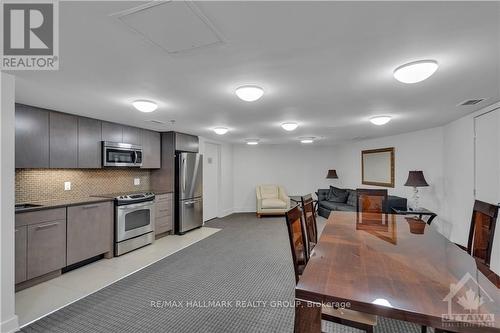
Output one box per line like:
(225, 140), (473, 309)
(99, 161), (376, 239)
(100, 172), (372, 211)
(442, 272), (495, 328)
(1, 1), (59, 70)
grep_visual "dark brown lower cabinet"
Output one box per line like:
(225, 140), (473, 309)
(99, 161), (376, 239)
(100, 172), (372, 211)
(67, 202), (113, 265)
(155, 194), (173, 235)
(15, 226), (27, 284)
(27, 219), (67, 280)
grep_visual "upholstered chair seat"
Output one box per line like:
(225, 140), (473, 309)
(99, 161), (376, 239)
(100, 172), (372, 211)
(261, 198), (287, 209)
(256, 185), (290, 217)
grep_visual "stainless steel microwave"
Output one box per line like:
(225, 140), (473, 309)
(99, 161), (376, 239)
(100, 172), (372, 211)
(102, 142), (143, 167)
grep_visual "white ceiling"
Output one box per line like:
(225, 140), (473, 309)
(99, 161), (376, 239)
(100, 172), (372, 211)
(12, 1), (500, 145)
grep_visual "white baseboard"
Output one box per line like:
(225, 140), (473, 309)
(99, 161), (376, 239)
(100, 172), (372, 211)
(1, 315), (19, 333)
(218, 208), (234, 218)
(232, 207), (256, 213)
(218, 208), (271, 216)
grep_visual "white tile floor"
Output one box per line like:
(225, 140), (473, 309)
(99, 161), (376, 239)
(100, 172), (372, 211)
(16, 227), (221, 327)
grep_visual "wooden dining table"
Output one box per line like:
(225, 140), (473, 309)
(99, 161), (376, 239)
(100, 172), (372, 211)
(294, 211), (500, 333)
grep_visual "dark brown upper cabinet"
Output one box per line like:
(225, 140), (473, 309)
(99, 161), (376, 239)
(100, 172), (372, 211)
(15, 104), (50, 168)
(123, 126), (142, 145)
(49, 112), (78, 168)
(141, 129), (161, 169)
(101, 122), (123, 142)
(151, 132), (175, 192)
(78, 117), (102, 168)
(175, 132), (199, 152)
(15, 104), (167, 169)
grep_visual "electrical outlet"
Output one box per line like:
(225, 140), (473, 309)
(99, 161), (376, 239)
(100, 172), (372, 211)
(134, 178), (140, 186)
(64, 182), (71, 191)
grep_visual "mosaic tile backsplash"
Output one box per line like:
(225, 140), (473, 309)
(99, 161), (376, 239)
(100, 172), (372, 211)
(16, 169), (151, 203)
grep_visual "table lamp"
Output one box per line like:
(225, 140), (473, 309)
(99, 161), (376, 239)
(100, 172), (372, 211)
(326, 169), (338, 179)
(404, 171), (429, 210)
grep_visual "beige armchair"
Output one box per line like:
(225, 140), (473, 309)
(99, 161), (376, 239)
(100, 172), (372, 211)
(256, 184), (290, 217)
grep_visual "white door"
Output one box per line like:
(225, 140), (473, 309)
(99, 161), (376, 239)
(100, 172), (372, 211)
(203, 142), (219, 222)
(474, 108), (500, 275)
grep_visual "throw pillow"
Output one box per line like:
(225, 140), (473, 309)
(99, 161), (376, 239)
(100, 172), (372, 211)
(346, 189), (357, 207)
(327, 186), (348, 203)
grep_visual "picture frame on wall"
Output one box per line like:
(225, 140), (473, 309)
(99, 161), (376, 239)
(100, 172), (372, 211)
(361, 147), (395, 188)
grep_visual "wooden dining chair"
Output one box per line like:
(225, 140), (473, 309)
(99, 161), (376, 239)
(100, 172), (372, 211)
(356, 189), (388, 213)
(465, 200), (500, 287)
(285, 205), (308, 284)
(301, 194), (318, 256)
(285, 207), (377, 333)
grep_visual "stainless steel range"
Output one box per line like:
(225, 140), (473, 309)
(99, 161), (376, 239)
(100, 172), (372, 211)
(113, 192), (155, 256)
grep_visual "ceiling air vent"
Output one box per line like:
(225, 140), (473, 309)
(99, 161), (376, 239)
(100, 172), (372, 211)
(148, 120), (166, 125)
(111, 1), (225, 55)
(458, 99), (485, 106)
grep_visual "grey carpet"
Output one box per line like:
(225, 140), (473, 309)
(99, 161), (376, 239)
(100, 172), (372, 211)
(21, 213), (431, 333)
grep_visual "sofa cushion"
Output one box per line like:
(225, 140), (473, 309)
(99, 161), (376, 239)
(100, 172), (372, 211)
(320, 201), (355, 212)
(346, 189), (357, 207)
(259, 185), (278, 199)
(316, 189), (330, 202)
(334, 203), (356, 212)
(387, 195), (408, 212)
(319, 201), (337, 210)
(327, 186), (348, 203)
(319, 201), (352, 211)
(261, 198), (287, 209)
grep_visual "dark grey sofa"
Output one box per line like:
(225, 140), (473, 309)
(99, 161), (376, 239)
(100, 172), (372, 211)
(316, 188), (407, 219)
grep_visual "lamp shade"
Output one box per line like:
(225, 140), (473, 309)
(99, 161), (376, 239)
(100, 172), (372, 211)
(326, 169), (338, 179)
(404, 171), (429, 187)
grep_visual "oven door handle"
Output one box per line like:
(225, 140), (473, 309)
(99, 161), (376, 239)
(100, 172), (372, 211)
(117, 202), (154, 211)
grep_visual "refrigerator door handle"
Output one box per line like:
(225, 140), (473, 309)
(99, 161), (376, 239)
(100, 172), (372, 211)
(182, 156), (187, 195)
(178, 197), (203, 234)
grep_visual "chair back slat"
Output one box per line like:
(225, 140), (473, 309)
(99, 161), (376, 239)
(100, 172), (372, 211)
(356, 189), (388, 213)
(285, 205), (308, 284)
(468, 200), (499, 267)
(301, 194), (318, 248)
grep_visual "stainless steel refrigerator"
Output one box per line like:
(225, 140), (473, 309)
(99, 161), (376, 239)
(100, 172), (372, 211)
(175, 152), (203, 234)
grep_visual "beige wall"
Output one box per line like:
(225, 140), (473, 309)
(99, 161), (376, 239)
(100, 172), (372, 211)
(16, 169), (151, 203)
(232, 126), (446, 234)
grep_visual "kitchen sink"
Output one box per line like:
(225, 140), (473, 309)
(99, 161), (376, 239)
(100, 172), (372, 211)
(15, 203), (42, 210)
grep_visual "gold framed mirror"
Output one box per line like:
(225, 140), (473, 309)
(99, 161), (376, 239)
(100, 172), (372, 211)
(361, 147), (395, 187)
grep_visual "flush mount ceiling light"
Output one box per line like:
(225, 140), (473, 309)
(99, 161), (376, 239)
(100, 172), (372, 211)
(235, 85), (264, 102)
(393, 60), (439, 84)
(132, 100), (158, 112)
(281, 122), (298, 131)
(300, 137), (315, 144)
(213, 127), (229, 135)
(245, 139), (259, 145)
(369, 116), (392, 125)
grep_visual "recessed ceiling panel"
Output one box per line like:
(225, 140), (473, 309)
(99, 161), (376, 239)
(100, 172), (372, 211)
(114, 1), (224, 54)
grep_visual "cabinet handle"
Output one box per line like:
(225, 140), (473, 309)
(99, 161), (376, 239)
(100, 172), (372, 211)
(82, 205), (100, 209)
(35, 223), (59, 230)
(15, 229), (19, 233)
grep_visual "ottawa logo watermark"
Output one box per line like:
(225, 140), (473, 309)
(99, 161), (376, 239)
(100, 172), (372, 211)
(442, 272), (495, 328)
(1, 1), (59, 70)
